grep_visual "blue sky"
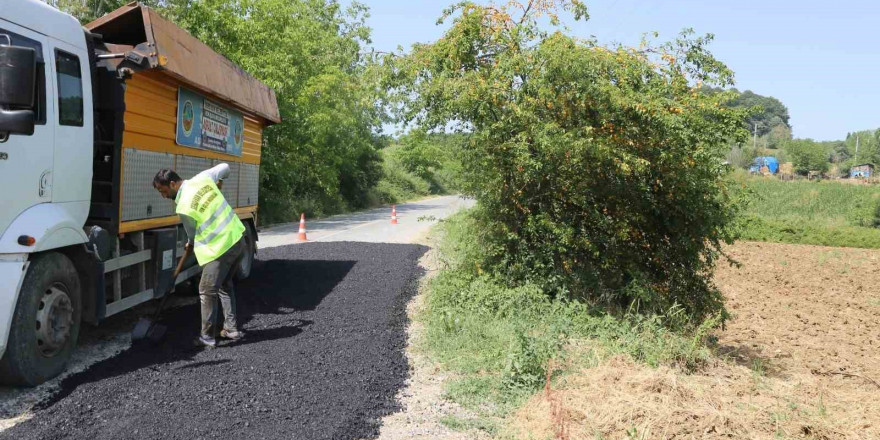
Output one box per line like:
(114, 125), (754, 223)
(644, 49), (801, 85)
(353, 0), (880, 141)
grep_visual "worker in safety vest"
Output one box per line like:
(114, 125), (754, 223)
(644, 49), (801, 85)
(152, 164), (246, 348)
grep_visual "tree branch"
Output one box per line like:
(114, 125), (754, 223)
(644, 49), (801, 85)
(518, 0), (535, 25)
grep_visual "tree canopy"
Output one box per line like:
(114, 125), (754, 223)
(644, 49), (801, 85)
(59, 0), (391, 221)
(783, 139), (830, 174)
(384, 0), (748, 320)
(727, 89), (791, 137)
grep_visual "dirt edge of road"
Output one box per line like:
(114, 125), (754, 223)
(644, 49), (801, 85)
(370, 232), (490, 440)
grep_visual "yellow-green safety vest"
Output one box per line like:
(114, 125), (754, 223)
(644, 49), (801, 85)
(176, 174), (245, 265)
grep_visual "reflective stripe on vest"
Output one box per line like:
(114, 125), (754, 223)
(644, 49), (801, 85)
(176, 174), (245, 266)
(195, 199), (233, 238)
(195, 206), (237, 247)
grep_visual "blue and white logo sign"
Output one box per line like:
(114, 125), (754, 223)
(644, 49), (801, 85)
(176, 87), (244, 156)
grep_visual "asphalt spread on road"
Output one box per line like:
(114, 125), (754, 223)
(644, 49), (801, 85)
(1, 242), (428, 440)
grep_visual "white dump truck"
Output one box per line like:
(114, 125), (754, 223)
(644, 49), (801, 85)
(0, 0), (280, 385)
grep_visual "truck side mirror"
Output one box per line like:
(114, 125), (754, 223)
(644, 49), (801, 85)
(0, 42), (36, 137)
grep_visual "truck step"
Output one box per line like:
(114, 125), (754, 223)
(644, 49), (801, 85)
(91, 182), (114, 204)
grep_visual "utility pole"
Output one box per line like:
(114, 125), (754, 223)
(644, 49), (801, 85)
(854, 134), (860, 176)
(753, 122), (758, 151)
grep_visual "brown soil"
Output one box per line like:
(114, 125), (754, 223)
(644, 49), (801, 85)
(716, 241), (879, 388)
(507, 241), (880, 439)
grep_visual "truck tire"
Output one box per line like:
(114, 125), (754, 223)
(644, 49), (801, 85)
(235, 227), (255, 281)
(0, 253), (82, 386)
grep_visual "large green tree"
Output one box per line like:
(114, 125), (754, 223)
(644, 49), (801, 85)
(705, 88), (792, 167)
(728, 89), (790, 136)
(385, 1), (748, 320)
(160, 0), (388, 218)
(783, 139), (830, 174)
(59, 0), (389, 220)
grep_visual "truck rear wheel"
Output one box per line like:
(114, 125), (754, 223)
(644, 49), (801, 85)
(235, 227), (255, 281)
(0, 253), (82, 386)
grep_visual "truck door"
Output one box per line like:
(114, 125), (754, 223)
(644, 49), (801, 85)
(48, 39), (91, 205)
(0, 21), (56, 235)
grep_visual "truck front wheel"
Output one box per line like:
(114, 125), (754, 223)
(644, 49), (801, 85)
(0, 253), (82, 386)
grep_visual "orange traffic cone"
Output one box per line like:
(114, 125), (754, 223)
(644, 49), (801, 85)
(298, 213), (308, 241)
(391, 205), (398, 224)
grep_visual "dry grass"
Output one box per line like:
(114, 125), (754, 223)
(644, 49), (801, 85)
(506, 355), (879, 440)
(504, 241), (880, 440)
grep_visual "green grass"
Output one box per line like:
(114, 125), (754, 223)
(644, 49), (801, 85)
(438, 415), (498, 434)
(734, 174), (880, 248)
(418, 211), (720, 433)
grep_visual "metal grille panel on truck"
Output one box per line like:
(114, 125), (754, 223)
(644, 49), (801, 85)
(212, 159), (240, 207)
(238, 163), (259, 207)
(175, 155), (211, 180)
(122, 148), (175, 221)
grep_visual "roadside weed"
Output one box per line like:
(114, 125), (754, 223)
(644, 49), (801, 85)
(420, 212), (723, 429)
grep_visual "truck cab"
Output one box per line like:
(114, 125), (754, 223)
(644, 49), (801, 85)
(0, 0), (94, 386)
(0, 0), (279, 386)
(0, 1), (93, 253)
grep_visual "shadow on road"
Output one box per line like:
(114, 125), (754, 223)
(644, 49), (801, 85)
(237, 259), (356, 316)
(35, 258), (354, 411)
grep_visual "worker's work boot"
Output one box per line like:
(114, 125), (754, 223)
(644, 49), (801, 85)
(220, 329), (244, 340)
(198, 335), (217, 348)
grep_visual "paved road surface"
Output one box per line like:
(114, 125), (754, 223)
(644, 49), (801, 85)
(258, 196), (473, 247)
(0, 196), (472, 439)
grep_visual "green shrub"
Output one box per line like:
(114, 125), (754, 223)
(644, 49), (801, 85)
(386, 2), (750, 322)
(420, 212), (720, 425)
(259, 194), (346, 225)
(373, 156), (432, 203)
(502, 326), (564, 390)
(381, 133), (465, 196)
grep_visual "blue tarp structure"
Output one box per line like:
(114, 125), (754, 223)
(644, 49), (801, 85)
(749, 156), (779, 174)
(850, 164), (874, 178)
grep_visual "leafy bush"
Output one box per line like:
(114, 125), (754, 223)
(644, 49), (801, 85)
(383, 132), (466, 194)
(372, 150), (432, 203)
(386, 1), (749, 321)
(421, 212), (719, 423)
(502, 326), (563, 390)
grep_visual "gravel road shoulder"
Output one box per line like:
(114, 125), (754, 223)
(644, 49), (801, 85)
(369, 234), (490, 440)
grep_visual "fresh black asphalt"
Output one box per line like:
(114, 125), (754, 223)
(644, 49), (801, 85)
(1, 242), (428, 440)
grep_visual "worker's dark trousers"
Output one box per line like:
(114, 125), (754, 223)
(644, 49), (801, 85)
(198, 238), (244, 337)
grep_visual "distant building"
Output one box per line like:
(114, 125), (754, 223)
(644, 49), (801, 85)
(850, 163), (875, 178)
(749, 156), (779, 174)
